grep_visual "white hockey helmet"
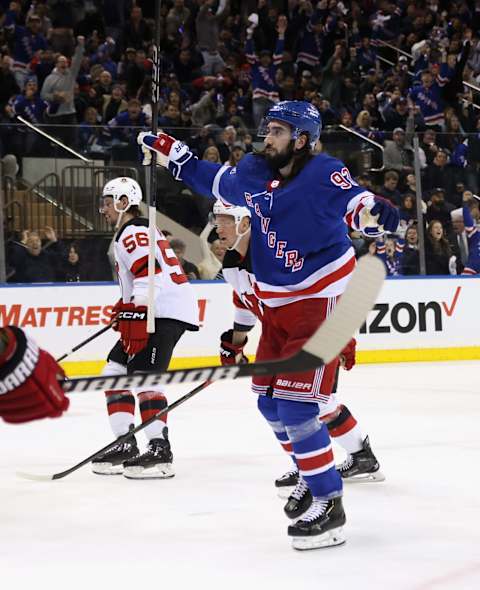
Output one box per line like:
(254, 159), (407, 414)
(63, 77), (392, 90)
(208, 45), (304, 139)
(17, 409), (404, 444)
(211, 200), (251, 250)
(212, 200), (251, 223)
(102, 177), (142, 213)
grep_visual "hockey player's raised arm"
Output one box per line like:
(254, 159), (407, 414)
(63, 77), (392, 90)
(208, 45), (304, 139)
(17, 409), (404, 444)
(316, 157), (399, 237)
(138, 132), (244, 206)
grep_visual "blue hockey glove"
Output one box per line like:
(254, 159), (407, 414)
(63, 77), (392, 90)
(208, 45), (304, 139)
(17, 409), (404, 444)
(370, 196), (400, 233)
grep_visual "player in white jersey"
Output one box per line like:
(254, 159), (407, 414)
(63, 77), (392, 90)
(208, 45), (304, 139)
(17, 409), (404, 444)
(91, 177), (199, 479)
(215, 200), (384, 497)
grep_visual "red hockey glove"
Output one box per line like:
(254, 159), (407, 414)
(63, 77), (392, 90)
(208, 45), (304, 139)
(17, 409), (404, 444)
(110, 299), (123, 332)
(117, 303), (149, 355)
(0, 326), (68, 424)
(339, 338), (356, 371)
(220, 330), (249, 365)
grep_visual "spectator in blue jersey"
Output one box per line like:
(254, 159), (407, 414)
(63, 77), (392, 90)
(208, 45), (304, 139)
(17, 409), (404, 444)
(460, 194), (480, 275)
(374, 234), (405, 276)
(107, 97), (148, 147)
(12, 76), (48, 155)
(78, 106), (110, 157)
(408, 69), (450, 129)
(292, 8), (326, 74)
(245, 13), (287, 126)
(4, 12), (48, 90)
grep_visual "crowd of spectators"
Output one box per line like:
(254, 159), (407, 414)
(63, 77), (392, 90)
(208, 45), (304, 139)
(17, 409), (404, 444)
(1, 0), (480, 281)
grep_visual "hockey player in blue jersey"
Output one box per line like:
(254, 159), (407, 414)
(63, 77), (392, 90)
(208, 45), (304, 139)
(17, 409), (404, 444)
(138, 101), (398, 550)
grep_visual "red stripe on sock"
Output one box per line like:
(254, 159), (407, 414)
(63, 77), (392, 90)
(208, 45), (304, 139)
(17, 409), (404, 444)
(107, 402), (135, 415)
(297, 448), (334, 471)
(140, 409), (168, 423)
(281, 441), (293, 453)
(329, 415), (358, 438)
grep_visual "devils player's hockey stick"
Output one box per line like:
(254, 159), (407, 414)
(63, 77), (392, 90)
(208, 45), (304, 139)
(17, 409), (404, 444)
(56, 324), (112, 362)
(17, 256), (385, 481)
(17, 379), (213, 481)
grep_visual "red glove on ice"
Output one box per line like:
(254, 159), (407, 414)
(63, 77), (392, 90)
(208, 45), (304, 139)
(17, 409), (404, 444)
(0, 326), (68, 424)
(117, 303), (149, 355)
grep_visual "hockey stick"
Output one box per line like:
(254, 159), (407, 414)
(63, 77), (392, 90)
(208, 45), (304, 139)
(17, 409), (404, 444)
(146, 0), (162, 333)
(17, 379), (213, 481)
(56, 324), (112, 362)
(57, 256), (382, 394)
(16, 256), (384, 481)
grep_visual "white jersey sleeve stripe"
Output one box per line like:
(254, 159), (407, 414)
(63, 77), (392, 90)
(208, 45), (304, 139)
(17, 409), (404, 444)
(212, 164), (232, 200)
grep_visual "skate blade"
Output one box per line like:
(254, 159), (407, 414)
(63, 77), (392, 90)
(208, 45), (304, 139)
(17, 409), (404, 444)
(291, 526), (346, 551)
(343, 470), (386, 483)
(123, 463), (175, 480)
(276, 486), (295, 500)
(91, 462), (124, 475)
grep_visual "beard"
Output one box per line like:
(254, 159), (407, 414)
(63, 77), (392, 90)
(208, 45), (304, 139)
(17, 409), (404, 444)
(263, 140), (295, 170)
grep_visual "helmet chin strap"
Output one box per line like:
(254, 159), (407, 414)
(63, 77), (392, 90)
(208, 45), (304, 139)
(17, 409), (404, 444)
(114, 200), (131, 230)
(228, 225), (251, 251)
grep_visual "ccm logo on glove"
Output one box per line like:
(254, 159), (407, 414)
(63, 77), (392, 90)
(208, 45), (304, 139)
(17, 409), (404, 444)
(117, 310), (147, 321)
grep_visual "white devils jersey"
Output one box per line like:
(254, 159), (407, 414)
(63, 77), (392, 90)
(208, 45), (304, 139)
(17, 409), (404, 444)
(114, 218), (199, 328)
(222, 248), (262, 329)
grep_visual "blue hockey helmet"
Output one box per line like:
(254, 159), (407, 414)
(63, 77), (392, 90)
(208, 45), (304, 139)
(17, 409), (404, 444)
(258, 101), (322, 149)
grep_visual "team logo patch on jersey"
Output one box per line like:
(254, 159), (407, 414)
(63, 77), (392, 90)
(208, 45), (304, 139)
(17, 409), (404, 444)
(267, 179), (281, 192)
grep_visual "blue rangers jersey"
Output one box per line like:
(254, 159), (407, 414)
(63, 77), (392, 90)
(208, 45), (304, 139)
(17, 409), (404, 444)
(175, 152), (376, 307)
(462, 204), (480, 275)
(245, 37), (284, 102)
(4, 12), (47, 70)
(13, 94), (48, 124)
(408, 65), (451, 127)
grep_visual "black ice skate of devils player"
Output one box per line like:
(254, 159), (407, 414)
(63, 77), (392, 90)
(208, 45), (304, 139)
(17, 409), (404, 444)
(92, 176), (199, 479)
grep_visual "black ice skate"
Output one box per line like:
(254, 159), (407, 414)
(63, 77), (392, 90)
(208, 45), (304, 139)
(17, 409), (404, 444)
(123, 437), (175, 479)
(288, 496), (346, 551)
(337, 436), (385, 482)
(275, 467), (299, 499)
(91, 434), (139, 475)
(284, 476), (312, 520)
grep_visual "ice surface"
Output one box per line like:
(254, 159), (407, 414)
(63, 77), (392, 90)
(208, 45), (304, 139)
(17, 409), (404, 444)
(1, 362), (480, 590)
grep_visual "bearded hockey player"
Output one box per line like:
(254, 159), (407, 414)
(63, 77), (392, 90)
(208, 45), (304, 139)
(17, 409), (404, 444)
(138, 101), (398, 549)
